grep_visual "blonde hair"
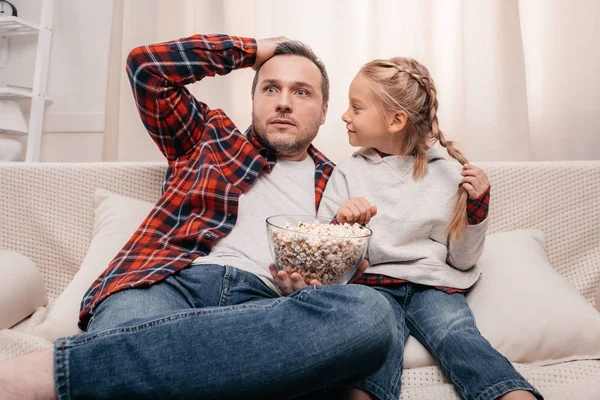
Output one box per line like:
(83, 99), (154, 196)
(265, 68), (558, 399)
(360, 57), (468, 240)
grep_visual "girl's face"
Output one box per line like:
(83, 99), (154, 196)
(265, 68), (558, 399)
(341, 73), (391, 149)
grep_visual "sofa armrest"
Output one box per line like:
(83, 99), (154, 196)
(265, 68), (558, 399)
(0, 250), (47, 330)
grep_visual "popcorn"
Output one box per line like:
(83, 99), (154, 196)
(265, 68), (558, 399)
(268, 219), (371, 285)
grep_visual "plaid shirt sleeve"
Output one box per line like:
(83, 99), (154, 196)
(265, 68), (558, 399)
(466, 188), (490, 225)
(126, 34), (257, 161)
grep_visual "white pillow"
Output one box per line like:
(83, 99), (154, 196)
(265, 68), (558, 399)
(0, 250), (47, 330)
(404, 229), (600, 368)
(33, 189), (154, 341)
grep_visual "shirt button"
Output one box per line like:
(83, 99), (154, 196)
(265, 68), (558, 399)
(226, 213), (234, 220)
(203, 232), (213, 240)
(243, 44), (248, 49)
(244, 175), (251, 182)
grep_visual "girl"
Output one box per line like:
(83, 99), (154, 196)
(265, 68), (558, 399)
(318, 58), (542, 400)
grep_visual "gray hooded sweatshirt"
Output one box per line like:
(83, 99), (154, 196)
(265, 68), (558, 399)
(318, 147), (487, 289)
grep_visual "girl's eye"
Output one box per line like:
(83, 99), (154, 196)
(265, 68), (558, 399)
(352, 105), (360, 111)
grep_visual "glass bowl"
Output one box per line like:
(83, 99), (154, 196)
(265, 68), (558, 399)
(266, 215), (372, 285)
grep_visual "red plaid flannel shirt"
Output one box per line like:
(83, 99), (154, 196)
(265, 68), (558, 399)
(356, 149), (490, 293)
(78, 34), (335, 330)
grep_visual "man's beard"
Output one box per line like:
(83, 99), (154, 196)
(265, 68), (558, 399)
(252, 112), (321, 155)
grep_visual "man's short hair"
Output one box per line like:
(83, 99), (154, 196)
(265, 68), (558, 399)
(251, 41), (330, 104)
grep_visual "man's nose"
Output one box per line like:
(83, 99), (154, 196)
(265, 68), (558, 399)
(276, 92), (293, 113)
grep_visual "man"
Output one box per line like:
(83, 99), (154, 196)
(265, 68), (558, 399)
(0, 34), (395, 400)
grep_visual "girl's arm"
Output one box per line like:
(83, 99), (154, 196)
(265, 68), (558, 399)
(318, 168), (377, 224)
(447, 165), (491, 270)
(447, 193), (489, 270)
(317, 168), (350, 219)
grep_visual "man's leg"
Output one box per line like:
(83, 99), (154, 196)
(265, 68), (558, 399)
(405, 287), (543, 400)
(86, 263), (228, 332)
(0, 263), (215, 400)
(3, 266), (397, 400)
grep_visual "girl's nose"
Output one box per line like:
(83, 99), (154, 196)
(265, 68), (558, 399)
(341, 110), (350, 123)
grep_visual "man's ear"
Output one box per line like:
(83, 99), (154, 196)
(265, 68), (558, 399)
(389, 109), (408, 134)
(320, 102), (329, 125)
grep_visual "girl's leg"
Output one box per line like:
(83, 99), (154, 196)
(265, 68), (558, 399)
(349, 285), (411, 400)
(405, 287), (543, 400)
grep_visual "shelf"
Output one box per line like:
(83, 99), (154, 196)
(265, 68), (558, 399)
(0, 85), (51, 101)
(0, 85), (32, 99)
(0, 16), (40, 37)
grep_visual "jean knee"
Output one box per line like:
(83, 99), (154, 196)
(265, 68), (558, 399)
(427, 309), (480, 349)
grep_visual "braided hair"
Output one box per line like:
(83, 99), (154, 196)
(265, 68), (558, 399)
(359, 57), (469, 240)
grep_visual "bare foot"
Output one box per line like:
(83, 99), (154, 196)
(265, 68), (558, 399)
(499, 390), (538, 400)
(345, 388), (376, 400)
(0, 348), (57, 400)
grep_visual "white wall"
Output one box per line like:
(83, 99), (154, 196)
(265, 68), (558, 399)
(110, 0), (600, 164)
(1, 0), (598, 163)
(0, 0), (113, 161)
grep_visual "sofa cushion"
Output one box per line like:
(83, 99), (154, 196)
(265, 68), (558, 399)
(33, 189), (154, 341)
(0, 250), (47, 330)
(404, 229), (600, 368)
(35, 192), (600, 367)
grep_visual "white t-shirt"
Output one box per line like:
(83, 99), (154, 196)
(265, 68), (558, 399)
(193, 157), (315, 293)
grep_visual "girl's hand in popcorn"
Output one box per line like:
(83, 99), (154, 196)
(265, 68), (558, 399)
(336, 197), (377, 224)
(268, 259), (370, 296)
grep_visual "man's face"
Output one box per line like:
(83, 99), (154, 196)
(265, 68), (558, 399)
(252, 55), (328, 156)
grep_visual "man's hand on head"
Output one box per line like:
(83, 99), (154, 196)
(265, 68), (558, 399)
(253, 37), (290, 71)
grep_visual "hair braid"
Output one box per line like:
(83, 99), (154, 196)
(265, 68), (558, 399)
(360, 57), (470, 240)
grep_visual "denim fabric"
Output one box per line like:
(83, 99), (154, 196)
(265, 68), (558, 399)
(54, 264), (396, 400)
(354, 283), (543, 400)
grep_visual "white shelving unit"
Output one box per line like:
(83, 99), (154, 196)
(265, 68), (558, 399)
(0, 0), (54, 162)
(0, 84), (34, 99)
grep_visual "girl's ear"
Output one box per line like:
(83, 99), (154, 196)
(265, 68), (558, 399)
(389, 110), (408, 134)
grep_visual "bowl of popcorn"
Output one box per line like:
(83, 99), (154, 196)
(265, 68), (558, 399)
(266, 215), (372, 285)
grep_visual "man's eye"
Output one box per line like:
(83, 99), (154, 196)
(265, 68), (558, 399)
(265, 86), (277, 93)
(296, 89), (307, 96)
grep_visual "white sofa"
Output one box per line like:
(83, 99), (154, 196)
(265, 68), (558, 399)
(1, 161), (599, 399)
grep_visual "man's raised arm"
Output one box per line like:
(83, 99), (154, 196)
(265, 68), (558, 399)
(126, 34), (257, 160)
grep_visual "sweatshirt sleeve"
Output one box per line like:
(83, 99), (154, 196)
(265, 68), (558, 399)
(447, 218), (488, 271)
(317, 167), (350, 219)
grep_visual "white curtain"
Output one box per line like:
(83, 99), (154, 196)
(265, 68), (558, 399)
(104, 0), (600, 163)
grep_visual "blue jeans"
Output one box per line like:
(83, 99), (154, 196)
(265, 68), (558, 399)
(53, 264), (396, 399)
(353, 283), (543, 400)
